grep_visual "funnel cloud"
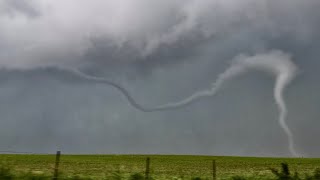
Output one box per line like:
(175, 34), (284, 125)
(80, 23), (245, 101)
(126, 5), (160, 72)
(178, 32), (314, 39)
(69, 50), (299, 156)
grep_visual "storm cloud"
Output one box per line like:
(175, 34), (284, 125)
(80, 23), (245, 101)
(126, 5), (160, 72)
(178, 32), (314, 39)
(0, 0), (320, 157)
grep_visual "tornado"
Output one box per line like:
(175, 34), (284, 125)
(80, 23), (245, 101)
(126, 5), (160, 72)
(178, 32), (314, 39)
(149, 50), (299, 156)
(65, 50), (299, 156)
(152, 50), (299, 156)
(232, 51), (299, 157)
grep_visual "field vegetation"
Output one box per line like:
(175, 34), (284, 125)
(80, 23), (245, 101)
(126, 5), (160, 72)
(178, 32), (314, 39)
(0, 154), (320, 179)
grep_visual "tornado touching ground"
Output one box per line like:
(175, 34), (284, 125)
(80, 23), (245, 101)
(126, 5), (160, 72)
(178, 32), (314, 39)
(231, 50), (299, 157)
(67, 50), (299, 156)
(155, 50), (299, 156)
(149, 50), (299, 156)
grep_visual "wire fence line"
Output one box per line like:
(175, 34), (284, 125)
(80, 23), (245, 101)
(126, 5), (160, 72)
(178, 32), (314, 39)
(0, 151), (218, 180)
(1, 151), (320, 179)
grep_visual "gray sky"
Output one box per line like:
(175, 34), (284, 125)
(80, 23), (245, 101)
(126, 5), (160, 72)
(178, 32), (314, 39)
(0, 0), (320, 157)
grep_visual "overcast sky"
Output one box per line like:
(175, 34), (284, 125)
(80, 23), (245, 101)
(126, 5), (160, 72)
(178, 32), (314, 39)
(0, 0), (320, 157)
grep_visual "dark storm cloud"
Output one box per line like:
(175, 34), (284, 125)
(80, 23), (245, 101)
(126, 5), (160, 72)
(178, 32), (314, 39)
(0, 0), (318, 69)
(0, 0), (320, 156)
(0, 0), (40, 18)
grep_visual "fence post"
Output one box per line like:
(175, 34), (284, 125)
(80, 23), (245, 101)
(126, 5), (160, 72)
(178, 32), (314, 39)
(53, 151), (61, 180)
(212, 160), (216, 180)
(145, 157), (150, 180)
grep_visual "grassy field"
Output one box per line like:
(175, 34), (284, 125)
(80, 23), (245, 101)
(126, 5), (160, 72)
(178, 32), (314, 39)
(0, 154), (320, 179)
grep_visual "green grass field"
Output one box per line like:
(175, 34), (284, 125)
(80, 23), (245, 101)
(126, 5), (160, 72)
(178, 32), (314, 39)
(1, 154), (320, 179)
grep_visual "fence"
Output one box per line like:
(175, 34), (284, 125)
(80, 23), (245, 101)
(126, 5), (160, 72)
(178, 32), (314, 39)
(0, 151), (319, 179)
(0, 151), (217, 179)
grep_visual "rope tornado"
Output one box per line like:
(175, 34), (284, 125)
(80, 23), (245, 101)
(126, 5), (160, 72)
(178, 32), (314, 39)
(66, 50), (299, 156)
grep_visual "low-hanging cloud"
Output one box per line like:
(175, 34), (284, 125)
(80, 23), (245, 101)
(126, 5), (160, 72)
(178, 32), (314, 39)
(0, 0), (319, 69)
